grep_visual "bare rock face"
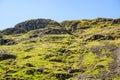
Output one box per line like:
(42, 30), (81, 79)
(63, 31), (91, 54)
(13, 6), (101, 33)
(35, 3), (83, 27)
(112, 18), (120, 24)
(14, 19), (61, 30)
(98, 48), (120, 79)
(2, 19), (62, 34)
(108, 48), (120, 77)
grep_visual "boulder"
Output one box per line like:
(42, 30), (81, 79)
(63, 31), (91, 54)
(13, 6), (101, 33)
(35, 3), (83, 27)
(0, 39), (16, 45)
(25, 69), (35, 75)
(68, 68), (74, 74)
(25, 63), (34, 67)
(36, 68), (44, 73)
(87, 34), (104, 40)
(0, 53), (16, 61)
(105, 35), (114, 40)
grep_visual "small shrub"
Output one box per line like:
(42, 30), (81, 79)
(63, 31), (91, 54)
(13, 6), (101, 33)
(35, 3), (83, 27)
(29, 34), (39, 38)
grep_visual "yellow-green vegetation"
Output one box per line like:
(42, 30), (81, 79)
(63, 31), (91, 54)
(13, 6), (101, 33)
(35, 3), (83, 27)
(0, 18), (120, 80)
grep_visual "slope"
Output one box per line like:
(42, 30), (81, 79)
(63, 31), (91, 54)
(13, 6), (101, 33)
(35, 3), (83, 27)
(0, 18), (120, 80)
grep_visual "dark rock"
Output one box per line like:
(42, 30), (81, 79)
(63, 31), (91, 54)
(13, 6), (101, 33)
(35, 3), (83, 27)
(105, 35), (114, 40)
(88, 34), (104, 40)
(2, 28), (26, 35)
(23, 55), (31, 59)
(0, 39), (16, 45)
(5, 78), (11, 80)
(2, 28), (15, 35)
(54, 73), (73, 80)
(0, 53), (16, 61)
(68, 67), (74, 74)
(58, 48), (66, 53)
(25, 63), (34, 67)
(36, 68), (44, 73)
(29, 34), (38, 38)
(25, 69), (35, 75)
(79, 26), (90, 29)
(96, 65), (105, 68)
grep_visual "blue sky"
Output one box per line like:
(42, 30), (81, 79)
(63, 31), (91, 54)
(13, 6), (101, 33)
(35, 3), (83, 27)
(0, 0), (120, 30)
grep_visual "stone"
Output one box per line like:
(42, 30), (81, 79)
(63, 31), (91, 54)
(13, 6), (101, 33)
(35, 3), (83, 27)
(37, 68), (44, 73)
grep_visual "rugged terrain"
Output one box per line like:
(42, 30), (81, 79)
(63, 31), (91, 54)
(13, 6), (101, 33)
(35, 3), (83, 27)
(0, 18), (120, 80)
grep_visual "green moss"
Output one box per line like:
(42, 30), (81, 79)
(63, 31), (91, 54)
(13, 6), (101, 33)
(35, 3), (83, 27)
(97, 56), (113, 71)
(82, 52), (97, 67)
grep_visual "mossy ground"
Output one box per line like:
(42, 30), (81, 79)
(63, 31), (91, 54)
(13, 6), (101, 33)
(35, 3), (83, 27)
(0, 18), (120, 80)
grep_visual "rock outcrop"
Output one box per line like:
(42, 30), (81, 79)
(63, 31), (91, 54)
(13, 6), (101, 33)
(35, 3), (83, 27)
(3, 19), (62, 34)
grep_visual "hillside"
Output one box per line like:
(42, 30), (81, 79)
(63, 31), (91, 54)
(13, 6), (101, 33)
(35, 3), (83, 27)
(0, 18), (120, 80)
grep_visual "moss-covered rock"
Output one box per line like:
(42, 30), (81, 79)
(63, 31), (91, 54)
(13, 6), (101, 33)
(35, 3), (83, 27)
(3, 19), (62, 34)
